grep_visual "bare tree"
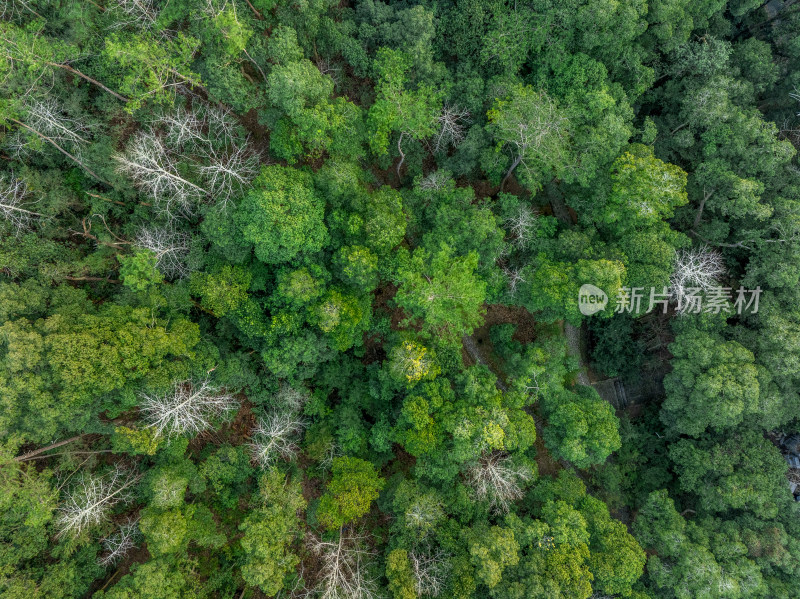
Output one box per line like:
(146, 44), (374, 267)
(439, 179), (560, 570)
(139, 378), (238, 438)
(501, 265), (525, 297)
(250, 410), (306, 467)
(0, 0), (43, 20)
(319, 440), (342, 472)
(491, 89), (569, 191)
(202, 104), (239, 143)
(670, 246), (726, 311)
(109, 0), (160, 31)
(98, 517), (140, 566)
(779, 117), (800, 149)
(160, 106), (206, 148)
(307, 528), (380, 599)
(405, 502), (442, 533)
(198, 141), (260, 210)
(273, 385), (311, 413)
(117, 104), (257, 218)
(114, 128), (206, 218)
(56, 466), (140, 537)
(134, 225), (192, 278)
(432, 104), (470, 153)
(3, 96), (110, 184)
(466, 452), (532, 514)
(503, 204), (538, 249)
(409, 549), (450, 597)
(0, 175), (41, 233)
(250, 385), (309, 466)
(417, 170), (451, 192)
(25, 98), (91, 149)
(791, 87), (800, 117)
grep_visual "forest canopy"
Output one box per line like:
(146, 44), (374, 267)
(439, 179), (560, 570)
(2, 0), (800, 598)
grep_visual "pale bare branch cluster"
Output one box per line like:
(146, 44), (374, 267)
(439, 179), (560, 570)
(250, 411), (306, 467)
(161, 107), (206, 147)
(790, 88), (800, 117)
(134, 225), (192, 278)
(501, 266), (526, 296)
(250, 386), (309, 467)
(403, 493), (444, 539)
(417, 170), (452, 192)
(0, 175), (40, 233)
(198, 141), (260, 211)
(115, 130), (205, 218)
(109, 0), (159, 31)
(432, 105), (470, 153)
(779, 118), (800, 149)
(201, 0), (229, 17)
(0, 0), (41, 21)
(27, 98), (90, 147)
(56, 466), (139, 538)
(519, 368), (542, 401)
(503, 204), (538, 249)
(139, 378), (238, 438)
(274, 385), (311, 413)
(114, 104), (258, 219)
(306, 529), (380, 599)
(466, 452), (532, 514)
(409, 549), (450, 597)
(98, 518), (140, 567)
(320, 440), (342, 471)
(670, 246), (726, 311)
(496, 91), (569, 190)
(315, 57), (342, 89)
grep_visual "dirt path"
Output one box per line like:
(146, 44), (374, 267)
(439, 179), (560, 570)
(462, 334), (509, 392)
(547, 181), (592, 386)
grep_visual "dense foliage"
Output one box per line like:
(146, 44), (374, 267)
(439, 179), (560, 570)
(2, 1), (800, 597)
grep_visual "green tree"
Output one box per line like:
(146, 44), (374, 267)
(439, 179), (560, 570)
(316, 457), (385, 530)
(542, 386), (621, 469)
(366, 48), (442, 172)
(661, 328), (760, 437)
(0, 298), (205, 443)
(394, 244), (487, 340)
(240, 470), (306, 596)
(385, 549), (416, 599)
(103, 32), (204, 112)
(668, 429), (789, 519)
(485, 84), (571, 191)
(467, 524), (520, 589)
(235, 165), (328, 265)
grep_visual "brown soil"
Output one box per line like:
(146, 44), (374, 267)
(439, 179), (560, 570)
(530, 408), (562, 477)
(188, 396), (255, 454)
(237, 107), (271, 159)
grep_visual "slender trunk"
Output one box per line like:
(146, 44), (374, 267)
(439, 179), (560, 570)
(692, 188), (715, 230)
(396, 132), (406, 180)
(243, 0), (264, 19)
(547, 180), (590, 385)
(8, 118), (110, 185)
(242, 48), (267, 81)
(64, 276), (122, 283)
(671, 121), (689, 135)
(49, 62), (128, 102)
(689, 229), (754, 250)
(0, 202), (41, 217)
(500, 154), (523, 192)
(14, 435), (84, 462)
